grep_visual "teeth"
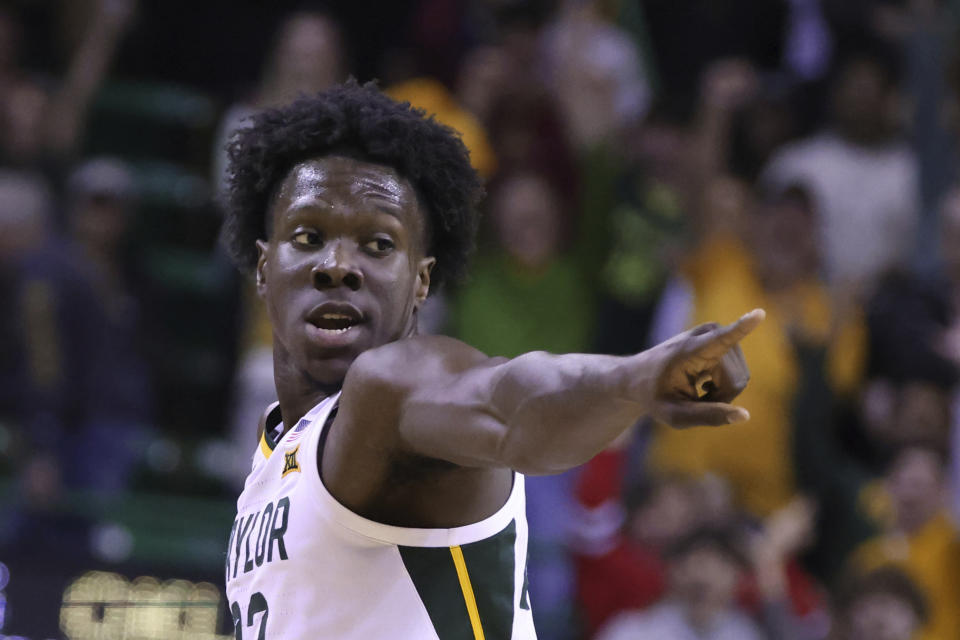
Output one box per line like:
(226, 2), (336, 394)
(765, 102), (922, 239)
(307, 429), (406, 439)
(321, 313), (350, 320)
(317, 327), (351, 334)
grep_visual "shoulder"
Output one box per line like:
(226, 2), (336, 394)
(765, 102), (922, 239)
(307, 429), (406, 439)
(336, 335), (504, 447)
(344, 335), (501, 393)
(762, 133), (837, 180)
(321, 336), (509, 512)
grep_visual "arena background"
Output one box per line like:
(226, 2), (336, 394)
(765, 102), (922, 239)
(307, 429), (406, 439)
(2, 0), (960, 638)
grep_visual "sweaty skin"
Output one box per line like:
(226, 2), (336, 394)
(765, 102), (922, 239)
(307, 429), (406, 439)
(256, 155), (763, 528)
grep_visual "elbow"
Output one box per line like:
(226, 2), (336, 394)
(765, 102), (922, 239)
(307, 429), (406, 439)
(495, 432), (590, 476)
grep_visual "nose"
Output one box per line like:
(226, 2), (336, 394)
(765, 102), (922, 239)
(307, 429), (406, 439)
(312, 242), (363, 291)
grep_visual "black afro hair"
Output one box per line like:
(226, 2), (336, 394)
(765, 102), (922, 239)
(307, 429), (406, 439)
(222, 80), (483, 291)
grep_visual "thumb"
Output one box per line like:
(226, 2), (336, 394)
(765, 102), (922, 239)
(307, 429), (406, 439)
(653, 400), (750, 428)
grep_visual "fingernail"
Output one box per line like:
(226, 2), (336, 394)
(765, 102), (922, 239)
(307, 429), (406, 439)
(728, 408), (750, 423)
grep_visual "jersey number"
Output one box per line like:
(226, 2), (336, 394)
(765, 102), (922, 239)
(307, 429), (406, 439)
(231, 592), (269, 640)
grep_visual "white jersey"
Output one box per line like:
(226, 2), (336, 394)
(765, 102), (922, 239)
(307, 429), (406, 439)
(225, 392), (537, 639)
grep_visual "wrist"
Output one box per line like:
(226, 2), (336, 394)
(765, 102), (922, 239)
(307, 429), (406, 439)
(619, 349), (661, 409)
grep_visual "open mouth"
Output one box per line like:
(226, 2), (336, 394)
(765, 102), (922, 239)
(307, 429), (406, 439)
(305, 302), (366, 342)
(311, 313), (361, 333)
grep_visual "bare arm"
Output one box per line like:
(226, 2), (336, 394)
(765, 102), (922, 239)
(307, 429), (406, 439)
(43, 0), (135, 157)
(338, 309), (764, 477)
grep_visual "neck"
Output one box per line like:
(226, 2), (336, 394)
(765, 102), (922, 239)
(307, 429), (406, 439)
(272, 343), (341, 432)
(683, 601), (720, 632)
(270, 315), (421, 432)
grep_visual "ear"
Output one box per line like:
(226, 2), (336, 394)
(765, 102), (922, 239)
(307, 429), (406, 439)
(414, 256), (436, 305)
(255, 240), (269, 299)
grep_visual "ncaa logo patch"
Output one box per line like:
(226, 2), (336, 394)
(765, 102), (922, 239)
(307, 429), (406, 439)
(282, 444), (301, 478)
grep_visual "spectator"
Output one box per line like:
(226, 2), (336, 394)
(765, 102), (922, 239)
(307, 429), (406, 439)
(762, 48), (920, 300)
(586, 57), (758, 357)
(451, 170), (594, 637)
(595, 526), (764, 640)
(212, 10), (346, 198)
(936, 187), (960, 363)
(0, 171), (54, 423)
(3, 156), (153, 494)
(830, 566), (928, 640)
(575, 455), (825, 639)
(386, 75), (497, 180)
(452, 170), (593, 357)
(584, 104), (694, 357)
(61, 157), (153, 492)
(574, 471), (700, 635)
(541, 0), (652, 150)
(849, 442), (960, 640)
(791, 268), (959, 581)
(866, 268), (958, 459)
(648, 184), (866, 517)
(0, 0), (134, 171)
(938, 187), (960, 522)
(0, 7), (47, 170)
(746, 496), (825, 640)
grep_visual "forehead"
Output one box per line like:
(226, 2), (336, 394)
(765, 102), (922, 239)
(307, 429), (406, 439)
(269, 155), (426, 234)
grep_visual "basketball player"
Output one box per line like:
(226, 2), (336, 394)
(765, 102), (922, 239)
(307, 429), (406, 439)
(221, 82), (763, 639)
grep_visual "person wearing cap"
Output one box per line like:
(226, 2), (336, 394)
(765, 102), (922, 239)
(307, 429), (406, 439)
(62, 156), (153, 493)
(3, 157), (153, 504)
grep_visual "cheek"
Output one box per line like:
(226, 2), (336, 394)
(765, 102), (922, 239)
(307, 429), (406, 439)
(264, 253), (311, 319)
(368, 257), (419, 311)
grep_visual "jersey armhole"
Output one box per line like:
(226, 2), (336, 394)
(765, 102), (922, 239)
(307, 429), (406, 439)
(307, 397), (523, 547)
(316, 405), (338, 472)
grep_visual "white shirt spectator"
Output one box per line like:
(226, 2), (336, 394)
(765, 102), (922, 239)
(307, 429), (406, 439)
(762, 131), (919, 298)
(596, 601), (764, 640)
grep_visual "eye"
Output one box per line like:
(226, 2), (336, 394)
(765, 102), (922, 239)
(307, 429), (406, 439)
(292, 230), (322, 246)
(363, 236), (395, 255)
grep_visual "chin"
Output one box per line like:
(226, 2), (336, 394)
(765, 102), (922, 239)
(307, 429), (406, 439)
(302, 353), (356, 388)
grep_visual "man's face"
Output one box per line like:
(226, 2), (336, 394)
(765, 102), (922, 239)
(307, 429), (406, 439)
(670, 546), (740, 622)
(73, 195), (128, 253)
(271, 14), (342, 96)
(256, 156), (434, 385)
(848, 592), (921, 640)
(832, 60), (890, 144)
(490, 174), (561, 270)
(886, 447), (944, 534)
(750, 195), (819, 289)
(629, 482), (697, 550)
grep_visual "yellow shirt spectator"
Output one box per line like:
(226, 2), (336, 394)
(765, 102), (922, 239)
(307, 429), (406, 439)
(851, 512), (960, 640)
(387, 78), (496, 179)
(647, 235), (866, 516)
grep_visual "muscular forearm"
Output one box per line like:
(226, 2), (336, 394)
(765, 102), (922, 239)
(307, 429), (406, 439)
(486, 351), (653, 474)
(393, 348), (657, 475)
(388, 314), (757, 474)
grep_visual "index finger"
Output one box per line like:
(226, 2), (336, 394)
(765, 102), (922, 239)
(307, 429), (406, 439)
(688, 308), (765, 361)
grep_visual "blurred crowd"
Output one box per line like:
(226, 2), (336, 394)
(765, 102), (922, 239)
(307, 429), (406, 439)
(2, 0), (960, 638)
